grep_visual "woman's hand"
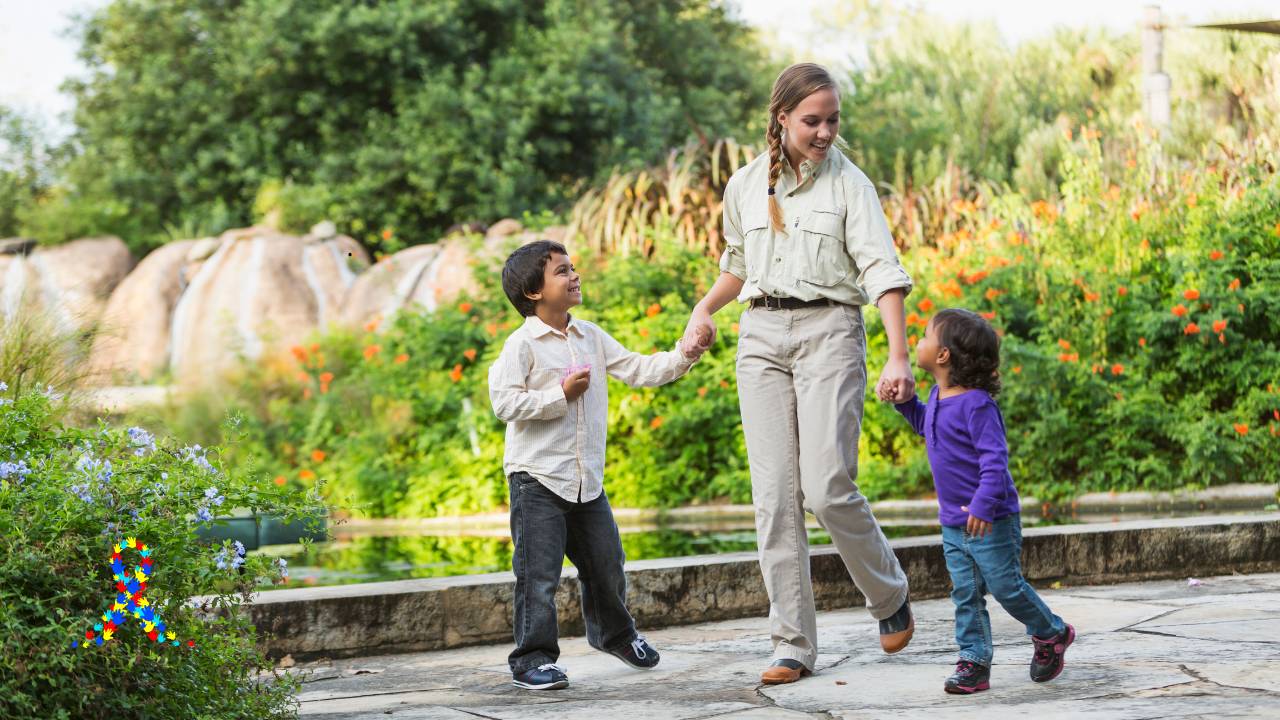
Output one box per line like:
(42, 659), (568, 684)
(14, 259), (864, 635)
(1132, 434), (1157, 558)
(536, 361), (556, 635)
(682, 308), (717, 353)
(876, 355), (916, 404)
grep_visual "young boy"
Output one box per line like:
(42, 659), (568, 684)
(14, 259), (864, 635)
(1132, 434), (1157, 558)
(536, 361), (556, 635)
(488, 240), (708, 690)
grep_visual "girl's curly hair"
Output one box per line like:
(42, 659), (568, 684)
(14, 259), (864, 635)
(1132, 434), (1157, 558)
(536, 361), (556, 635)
(933, 308), (1002, 397)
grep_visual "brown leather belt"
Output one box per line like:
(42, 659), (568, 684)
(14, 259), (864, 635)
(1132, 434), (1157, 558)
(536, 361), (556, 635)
(749, 295), (836, 311)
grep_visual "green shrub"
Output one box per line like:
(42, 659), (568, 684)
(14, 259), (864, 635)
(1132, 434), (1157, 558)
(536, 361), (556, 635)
(0, 383), (325, 718)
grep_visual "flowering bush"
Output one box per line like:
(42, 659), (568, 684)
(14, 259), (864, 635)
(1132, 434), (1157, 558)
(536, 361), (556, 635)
(0, 382), (325, 718)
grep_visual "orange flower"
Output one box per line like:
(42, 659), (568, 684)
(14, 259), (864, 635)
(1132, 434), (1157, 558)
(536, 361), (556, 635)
(1274, 221), (1280, 237)
(394, 353), (410, 364)
(485, 322), (499, 336)
(1111, 364), (1124, 376)
(731, 322), (740, 333)
(1183, 289), (1200, 301)
(273, 475), (287, 486)
(980, 311), (996, 320)
(299, 469), (316, 481)
(1209, 250), (1224, 261)
(908, 335), (919, 348)
(1233, 423), (1249, 436)
(364, 318), (380, 333)
(650, 416), (664, 430)
(1184, 322), (1200, 335)
(906, 312), (920, 326)
(1138, 337), (1147, 347)
(302, 388), (312, 400)
(1139, 238), (1150, 251)
(1212, 319), (1227, 333)
(381, 228), (394, 241)
(965, 270), (990, 285)
(1058, 353), (1078, 363)
(1012, 365), (1022, 374)
(1091, 364), (1101, 375)
(463, 348), (477, 362)
(918, 298), (935, 313)
(458, 302), (473, 314)
(646, 303), (661, 318)
(319, 381), (330, 394)
(311, 449), (326, 463)
(1185, 194), (1197, 208)
(1228, 278), (1241, 291)
(1083, 291), (1099, 303)
(1058, 339), (1071, 350)
(319, 371), (334, 384)
(638, 327), (649, 338)
(449, 364), (463, 383)
(290, 345), (308, 362)
(1117, 286), (1128, 296)
(1238, 303), (1245, 313)
(697, 387), (708, 398)
(363, 344), (381, 360)
(984, 288), (1002, 301)
(1171, 304), (1188, 318)
(719, 380), (730, 389)
(1218, 333), (1226, 344)
(295, 371), (310, 383)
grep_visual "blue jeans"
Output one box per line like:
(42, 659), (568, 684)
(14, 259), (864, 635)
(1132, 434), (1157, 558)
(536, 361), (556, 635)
(941, 514), (1065, 666)
(507, 472), (638, 673)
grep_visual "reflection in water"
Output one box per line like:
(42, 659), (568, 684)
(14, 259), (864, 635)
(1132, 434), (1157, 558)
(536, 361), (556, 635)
(258, 524), (942, 590)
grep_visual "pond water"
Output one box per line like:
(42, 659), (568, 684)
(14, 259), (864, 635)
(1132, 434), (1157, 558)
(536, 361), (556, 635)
(253, 521), (945, 590)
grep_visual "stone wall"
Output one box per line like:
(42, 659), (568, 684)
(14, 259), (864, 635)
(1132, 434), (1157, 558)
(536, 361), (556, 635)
(245, 514), (1280, 661)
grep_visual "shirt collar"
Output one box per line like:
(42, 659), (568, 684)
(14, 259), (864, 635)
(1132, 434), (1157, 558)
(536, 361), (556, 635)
(524, 314), (585, 338)
(780, 152), (827, 190)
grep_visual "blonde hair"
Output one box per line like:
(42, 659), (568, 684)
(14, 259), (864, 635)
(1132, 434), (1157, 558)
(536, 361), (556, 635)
(766, 63), (838, 232)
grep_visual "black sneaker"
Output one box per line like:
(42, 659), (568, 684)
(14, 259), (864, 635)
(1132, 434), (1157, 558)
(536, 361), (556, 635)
(944, 660), (991, 694)
(1030, 623), (1075, 682)
(512, 663), (569, 690)
(609, 635), (660, 669)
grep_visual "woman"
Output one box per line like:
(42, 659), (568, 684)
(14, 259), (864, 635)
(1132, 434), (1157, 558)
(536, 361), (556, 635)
(683, 63), (916, 685)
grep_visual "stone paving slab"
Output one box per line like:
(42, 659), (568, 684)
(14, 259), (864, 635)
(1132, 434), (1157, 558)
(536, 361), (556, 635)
(291, 572), (1280, 719)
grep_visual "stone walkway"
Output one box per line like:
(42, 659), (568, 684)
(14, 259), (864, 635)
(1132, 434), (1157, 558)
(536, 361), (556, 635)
(292, 572), (1280, 719)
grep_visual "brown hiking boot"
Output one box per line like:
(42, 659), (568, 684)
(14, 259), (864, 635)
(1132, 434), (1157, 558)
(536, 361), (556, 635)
(879, 598), (914, 653)
(760, 658), (811, 685)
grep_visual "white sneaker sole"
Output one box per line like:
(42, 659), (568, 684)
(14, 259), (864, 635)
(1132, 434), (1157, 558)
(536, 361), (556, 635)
(512, 678), (569, 690)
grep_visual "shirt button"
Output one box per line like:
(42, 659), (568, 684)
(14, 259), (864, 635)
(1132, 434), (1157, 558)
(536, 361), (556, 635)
(775, 257), (781, 263)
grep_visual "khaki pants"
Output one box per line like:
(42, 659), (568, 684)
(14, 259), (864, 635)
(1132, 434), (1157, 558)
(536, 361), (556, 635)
(736, 302), (909, 670)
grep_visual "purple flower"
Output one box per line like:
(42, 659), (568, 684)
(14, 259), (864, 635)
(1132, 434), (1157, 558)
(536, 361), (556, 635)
(70, 483), (93, 503)
(128, 427), (157, 456)
(0, 459), (31, 483)
(183, 445), (216, 474)
(195, 506), (213, 522)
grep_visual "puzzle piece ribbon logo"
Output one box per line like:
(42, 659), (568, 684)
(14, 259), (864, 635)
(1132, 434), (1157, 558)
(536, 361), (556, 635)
(73, 538), (193, 649)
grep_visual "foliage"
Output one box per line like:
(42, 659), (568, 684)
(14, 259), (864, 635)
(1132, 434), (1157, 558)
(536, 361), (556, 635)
(33, 0), (768, 253)
(0, 382), (325, 718)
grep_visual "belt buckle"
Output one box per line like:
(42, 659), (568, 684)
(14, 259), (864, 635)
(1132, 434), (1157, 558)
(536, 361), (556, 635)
(761, 295), (780, 311)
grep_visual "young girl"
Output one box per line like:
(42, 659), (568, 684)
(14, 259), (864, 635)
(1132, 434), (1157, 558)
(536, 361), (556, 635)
(887, 308), (1074, 694)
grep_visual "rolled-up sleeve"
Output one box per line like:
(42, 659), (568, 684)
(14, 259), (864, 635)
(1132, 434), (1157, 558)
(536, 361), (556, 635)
(844, 181), (912, 304)
(718, 175), (748, 280)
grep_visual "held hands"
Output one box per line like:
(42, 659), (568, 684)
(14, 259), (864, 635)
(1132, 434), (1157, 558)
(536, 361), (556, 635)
(675, 320), (716, 358)
(561, 365), (591, 401)
(680, 312), (716, 360)
(960, 506), (993, 538)
(875, 356), (916, 404)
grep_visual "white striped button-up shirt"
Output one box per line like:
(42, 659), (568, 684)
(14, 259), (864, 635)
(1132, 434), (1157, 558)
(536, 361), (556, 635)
(488, 314), (697, 503)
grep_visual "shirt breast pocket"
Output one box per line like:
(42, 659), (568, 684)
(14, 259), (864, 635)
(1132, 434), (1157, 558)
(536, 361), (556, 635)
(739, 211), (771, 283)
(797, 208), (853, 287)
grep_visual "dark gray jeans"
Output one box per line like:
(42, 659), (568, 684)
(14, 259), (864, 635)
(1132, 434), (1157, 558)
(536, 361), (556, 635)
(508, 471), (637, 673)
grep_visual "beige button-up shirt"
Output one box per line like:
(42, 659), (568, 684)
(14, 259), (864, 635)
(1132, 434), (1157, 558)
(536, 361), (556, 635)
(719, 149), (912, 305)
(489, 315), (696, 503)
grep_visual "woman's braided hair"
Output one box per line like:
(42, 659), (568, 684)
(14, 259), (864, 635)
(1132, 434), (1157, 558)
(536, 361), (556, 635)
(766, 63), (838, 232)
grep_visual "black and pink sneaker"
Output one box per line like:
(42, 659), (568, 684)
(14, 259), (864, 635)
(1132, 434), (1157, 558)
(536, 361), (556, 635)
(1030, 623), (1075, 682)
(944, 660), (990, 694)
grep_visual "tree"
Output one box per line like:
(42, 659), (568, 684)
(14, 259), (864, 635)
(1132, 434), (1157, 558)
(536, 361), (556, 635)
(54, 0), (769, 252)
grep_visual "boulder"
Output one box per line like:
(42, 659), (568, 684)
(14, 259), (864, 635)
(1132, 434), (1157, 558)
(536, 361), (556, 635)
(167, 227), (369, 384)
(0, 236), (134, 335)
(87, 240), (197, 383)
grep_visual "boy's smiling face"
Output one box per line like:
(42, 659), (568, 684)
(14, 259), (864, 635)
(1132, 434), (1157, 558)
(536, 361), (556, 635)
(527, 252), (581, 312)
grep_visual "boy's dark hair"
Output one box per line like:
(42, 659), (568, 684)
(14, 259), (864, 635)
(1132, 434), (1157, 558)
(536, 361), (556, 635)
(933, 308), (1002, 397)
(501, 240), (569, 317)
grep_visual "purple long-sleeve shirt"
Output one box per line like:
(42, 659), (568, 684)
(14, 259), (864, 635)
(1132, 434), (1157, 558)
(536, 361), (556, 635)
(894, 387), (1021, 527)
